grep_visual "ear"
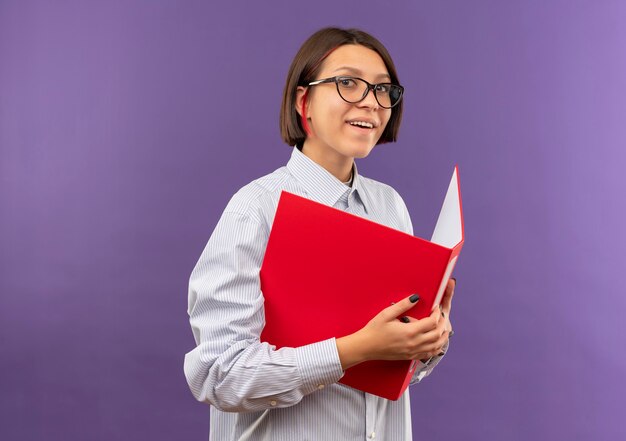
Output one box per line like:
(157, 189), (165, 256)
(295, 86), (308, 117)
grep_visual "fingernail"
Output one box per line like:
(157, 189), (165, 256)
(409, 294), (420, 303)
(400, 316), (410, 323)
(451, 277), (457, 284)
(441, 311), (445, 319)
(449, 331), (455, 337)
(438, 352), (445, 357)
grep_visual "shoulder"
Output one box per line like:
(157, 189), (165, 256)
(359, 175), (409, 211)
(223, 166), (291, 224)
(359, 175), (413, 235)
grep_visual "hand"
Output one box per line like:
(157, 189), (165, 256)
(439, 277), (455, 342)
(440, 277), (456, 321)
(416, 277), (456, 360)
(336, 294), (448, 370)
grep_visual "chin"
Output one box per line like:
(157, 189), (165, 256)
(352, 150), (373, 159)
(347, 144), (376, 159)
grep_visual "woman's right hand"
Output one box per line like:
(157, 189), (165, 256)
(336, 295), (449, 370)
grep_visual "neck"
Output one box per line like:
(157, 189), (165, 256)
(301, 141), (354, 182)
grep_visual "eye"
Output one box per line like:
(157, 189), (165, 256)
(338, 77), (358, 88)
(375, 84), (391, 93)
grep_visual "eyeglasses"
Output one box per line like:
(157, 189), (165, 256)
(306, 76), (404, 109)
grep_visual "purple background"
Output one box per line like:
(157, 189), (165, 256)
(1, 1), (625, 439)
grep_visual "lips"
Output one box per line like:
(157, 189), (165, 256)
(348, 120), (374, 129)
(346, 118), (378, 130)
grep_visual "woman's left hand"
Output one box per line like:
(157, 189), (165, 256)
(440, 277), (455, 336)
(416, 277), (456, 360)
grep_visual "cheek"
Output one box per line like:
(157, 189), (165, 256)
(381, 111), (392, 128)
(311, 101), (350, 132)
(377, 112), (392, 136)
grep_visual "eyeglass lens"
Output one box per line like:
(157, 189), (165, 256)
(336, 78), (402, 108)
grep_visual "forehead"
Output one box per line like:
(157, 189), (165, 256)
(318, 44), (390, 80)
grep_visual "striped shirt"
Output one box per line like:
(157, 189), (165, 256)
(184, 146), (446, 441)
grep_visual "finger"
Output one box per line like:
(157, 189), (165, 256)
(436, 320), (448, 337)
(429, 306), (442, 324)
(427, 333), (449, 356)
(442, 278), (456, 311)
(437, 329), (450, 347)
(415, 325), (445, 346)
(383, 294), (420, 319)
(421, 314), (446, 339)
(444, 279), (454, 298)
(399, 313), (430, 324)
(410, 315), (438, 334)
(420, 347), (443, 360)
(444, 320), (453, 333)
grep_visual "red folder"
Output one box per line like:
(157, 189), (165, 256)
(260, 167), (464, 400)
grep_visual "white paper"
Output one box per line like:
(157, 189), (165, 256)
(430, 168), (463, 249)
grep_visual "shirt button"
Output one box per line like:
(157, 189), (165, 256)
(317, 384), (325, 390)
(269, 400), (277, 406)
(369, 432), (376, 439)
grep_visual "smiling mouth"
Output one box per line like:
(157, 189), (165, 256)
(347, 121), (375, 129)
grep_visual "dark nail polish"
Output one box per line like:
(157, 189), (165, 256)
(400, 316), (410, 323)
(438, 352), (445, 357)
(409, 294), (420, 303)
(441, 311), (445, 319)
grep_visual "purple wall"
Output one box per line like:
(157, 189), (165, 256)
(1, 1), (625, 439)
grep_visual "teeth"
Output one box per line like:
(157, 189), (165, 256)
(349, 121), (374, 128)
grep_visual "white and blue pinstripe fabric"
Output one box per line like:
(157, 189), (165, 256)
(184, 146), (446, 441)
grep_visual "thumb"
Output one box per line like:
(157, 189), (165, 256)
(383, 294), (420, 319)
(442, 278), (456, 312)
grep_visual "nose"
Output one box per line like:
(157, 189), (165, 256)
(358, 86), (379, 109)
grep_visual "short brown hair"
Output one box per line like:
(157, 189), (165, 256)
(280, 27), (403, 147)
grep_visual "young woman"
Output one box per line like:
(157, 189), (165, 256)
(184, 27), (456, 441)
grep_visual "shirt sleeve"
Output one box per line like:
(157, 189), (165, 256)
(409, 340), (449, 384)
(183, 210), (344, 412)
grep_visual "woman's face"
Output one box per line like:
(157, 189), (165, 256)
(297, 44), (393, 165)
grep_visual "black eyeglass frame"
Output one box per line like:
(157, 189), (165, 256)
(305, 76), (404, 109)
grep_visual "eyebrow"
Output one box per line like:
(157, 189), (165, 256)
(331, 66), (391, 81)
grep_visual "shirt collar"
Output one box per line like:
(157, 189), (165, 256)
(350, 162), (371, 214)
(286, 147), (370, 213)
